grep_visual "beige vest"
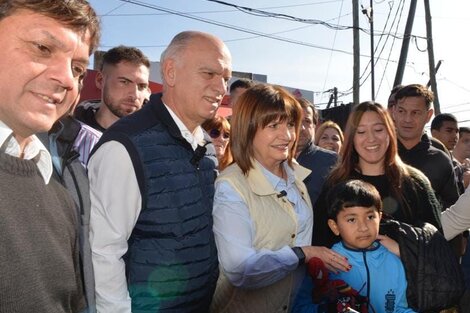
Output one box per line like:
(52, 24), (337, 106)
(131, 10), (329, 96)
(210, 161), (312, 313)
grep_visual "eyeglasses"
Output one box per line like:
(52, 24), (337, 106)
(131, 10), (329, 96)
(209, 128), (230, 140)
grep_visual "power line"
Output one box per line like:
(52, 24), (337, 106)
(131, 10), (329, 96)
(375, 0), (406, 96)
(98, 14), (353, 49)
(319, 0), (345, 104)
(101, 3), (127, 16)
(439, 77), (470, 94)
(207, 0), (427, 40)
(336, 0), (404, 98)
(447, 108), (470, 115)
(103, 1), (345, 17)
(116, 0), (373, 58)
(443, 102), (470, 109)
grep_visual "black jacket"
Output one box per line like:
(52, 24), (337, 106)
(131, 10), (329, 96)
(380, 220), (465, 312)
(398, 133), (459, 210)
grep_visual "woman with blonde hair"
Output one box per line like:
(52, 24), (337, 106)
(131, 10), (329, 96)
(211, 84), (350, 313)
(314, 120), (344, 154)
(202, 115), (232, 170)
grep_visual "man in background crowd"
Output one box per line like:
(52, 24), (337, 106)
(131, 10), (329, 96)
(431, 113), (459, 152)
(295, 97), (337, 205)
(453, 127), (470, 189)
(394, 84), (459, 210)
(75, 45), (150, 132)
(228, 78), (254, 108)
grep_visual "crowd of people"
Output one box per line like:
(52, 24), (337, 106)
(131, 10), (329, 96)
(1, 1), (470, 313)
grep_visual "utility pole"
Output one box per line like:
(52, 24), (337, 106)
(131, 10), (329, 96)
(424, 0), (440, 114)
(427, 60), (442, 88)
(352, 0), (360, 105)
(326, 87), (338, 109)
(394, 0), (418, 87)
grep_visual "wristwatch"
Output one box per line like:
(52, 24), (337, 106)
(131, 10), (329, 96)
(292, 247), (306, 267)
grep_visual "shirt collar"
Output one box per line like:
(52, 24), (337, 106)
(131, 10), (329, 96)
(0, 120), (52, 184)
(163, 103), (205, 150)
(259, 161), (296, 191)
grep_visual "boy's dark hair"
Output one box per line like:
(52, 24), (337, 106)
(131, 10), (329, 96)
(326, 180), (382, 220)
(395, 84), (434, 109)
(459, 127), (470, 136)
(101, 45), (150, 70)
(229, 78), (255, 93)
(430, 113), (458, 130)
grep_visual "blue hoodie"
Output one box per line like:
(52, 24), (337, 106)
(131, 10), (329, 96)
(329, 241), (416, 313)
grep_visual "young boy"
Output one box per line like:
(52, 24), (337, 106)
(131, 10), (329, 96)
(325, 180), (416, 313)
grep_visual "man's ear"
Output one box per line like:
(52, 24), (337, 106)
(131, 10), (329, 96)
(328, 219), (340, 236)
(162, 59), (176, 87)
(426, 108), (434, 123)
(95, 72), (104, 90)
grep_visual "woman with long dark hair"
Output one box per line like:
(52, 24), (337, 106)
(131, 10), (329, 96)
(312, 101), (442, 247)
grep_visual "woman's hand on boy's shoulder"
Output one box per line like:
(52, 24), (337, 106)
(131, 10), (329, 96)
(377, 234), (400, 257)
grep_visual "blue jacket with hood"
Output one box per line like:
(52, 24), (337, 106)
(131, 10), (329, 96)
(330, 241), (416, 313)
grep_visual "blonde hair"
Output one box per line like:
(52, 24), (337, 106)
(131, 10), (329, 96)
(314, 120), (344, 146)
(202, 115), (233, 170)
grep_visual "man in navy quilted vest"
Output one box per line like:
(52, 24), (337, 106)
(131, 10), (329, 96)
(88, 31), (232, 313)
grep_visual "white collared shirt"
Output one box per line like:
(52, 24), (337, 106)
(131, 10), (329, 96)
(0, 120), (52, 184)
(89, 104), (204, 313)
(213, 161), (313, 288)
(165, 103), (205, 150)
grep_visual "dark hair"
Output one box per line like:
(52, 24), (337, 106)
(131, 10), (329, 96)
(387, 84), (404, 108)
(101, 45), (150, 70)
(0, 0), (100, 55)
(326, 180), (382, 220)
(229, 79), (255, 93)
(230, 84), (302, 175)
(460, 127), (470, 136)
(297, 97), (318, 125)
(327, 101), (413, 216)
(431, 113), (458, 130)
(395, 84), (434, 109)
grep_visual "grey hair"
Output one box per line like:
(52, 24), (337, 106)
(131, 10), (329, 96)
(160, 31), (218, 80)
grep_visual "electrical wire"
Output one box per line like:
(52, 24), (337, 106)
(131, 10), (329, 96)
(116, 0), (374, 57)
(413, 36), (428, 52)
(375, 0), (406, 96)
(336, 0), (403, 98)
(207, 0), (427, 40)
(103, 1), (345, 17)
(319, 0), (345, 104)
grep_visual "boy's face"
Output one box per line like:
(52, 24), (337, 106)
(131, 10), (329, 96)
(328, 206), (382, 250)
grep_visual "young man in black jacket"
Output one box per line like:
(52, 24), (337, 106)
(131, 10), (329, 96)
(394, 84), (459, 210)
